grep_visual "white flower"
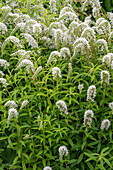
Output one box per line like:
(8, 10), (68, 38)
(1, 5), (12, 11)
(111, 61), (113, 69)
(68, 21), (79, 36)
(83, 110), (94, 128)
(32, 66), (43, 79)
(4, 101), (18, 108)
(95, 17), (105, 26)
(43, 166), (52, 170)
(60, 47), (71, 60)
(59, 11), (79, 23)
(101, 70), (110, 86)
(59, 146), (68, 160)
(47, 51), (60, 66)
(8, 108), (18, 121)
(1, 36), (22, 53)
(50, 0), (57, 14)
(56, 100), (68, 115)
(52, 67), (62, 80)
(95, 39), (108, 52)
(0, 71), (5, 77)
(96, 19), (111, 35)
(87, 85), (96, 102)
(10, 22), (26, 35)
(54, 29), (63, 49)
(23, 134), (30, 139)
(33, 23), (42, 36)
(21, 33), (38, 49)
(108, 32), (113, 45)
(62, 30), (72, 47)
(59, 6), (74, 18)
(0, 59), (10, 69)
(78, 84), (84, 94)
(20, 100), (29, 110)
(109, 102), (113, 112)
(71, 37), (91, 60)
(82, 0), (101, 18)
(77, 23), (88, 35)
(0, 22), (7, 34)
(16, 59), (34, 74)
(100, 119), (110, 131)
(0, 78), (8, 87)
(84, 15), (94, 25)
(102, 53), (113, 67)
(14, 14), (31, 23)
(81, 27), (96, 42)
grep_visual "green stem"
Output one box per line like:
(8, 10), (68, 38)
(16, 122), (23, 165)
(42, 112), (45, 158)
(31, 136), (37, 168)
(84, 129), (88, 167)
(102, 85), (106, 114)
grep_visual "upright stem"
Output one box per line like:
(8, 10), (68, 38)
(102, 85), (106, 114)
(57, 79), (59, 101)
(31, 136), (37, 168)
(84, 129), (88, 167)
(56, 79), (59, 119)
(42, 112), (45, 157)
(16, 123), (22, 164)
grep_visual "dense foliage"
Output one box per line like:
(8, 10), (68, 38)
(1, 0), (113, 169)
(101, 0), (113, 12)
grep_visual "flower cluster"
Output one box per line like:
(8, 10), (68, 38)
(95, 39), (108, 52)
(60, 47), (71, 60)
(81, 27), (96, 42)
(100, 119), (110, 131)
(21, 33), (38, 49)
(16, 59), (34, 74)
(101, 70), (110, 86)
(109, 102), (113, 114)
(20, 100), (29, 110)
(0, 22), (7, 34)
(0, 59), (10, 69)
(78, 84), (84, 94)
(82, 0), (101, 18)
(52, 67), (62, 80)
(0, 78), (8, 88)
(83, 110), (94, 128)
(0, 71), (4, 77)
(56, 100), (68, 115)
(72, 38), (91, 59)
(1, 36), (22, 53)
(32, 66), (43, 79)
(102, 53), (113, 67)
(87, 85), (96, 102)
(4, 100), (18, 108)
(58, 146), (68, 160)
(47, 51), (60, 66)
(43, 166), (52, 170)
(8, 108), (18, 121)
(50, 0), (57, 14)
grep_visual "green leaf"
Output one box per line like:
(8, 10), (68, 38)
(103, 157), (112, 168)
(86, 162), (94, 170)
(33, 164), (37, 170)
(0, 137), (8, 140)
(22, 161), (26, 170)
(77, 153), (84, 164)
(68, 138), (74, 147)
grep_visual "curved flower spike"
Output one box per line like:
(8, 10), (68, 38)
(56, 100), (68, 115)
(1, 36), (22, 54)
(100, 119), (110, 131)
(95, 39), (108, 53)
